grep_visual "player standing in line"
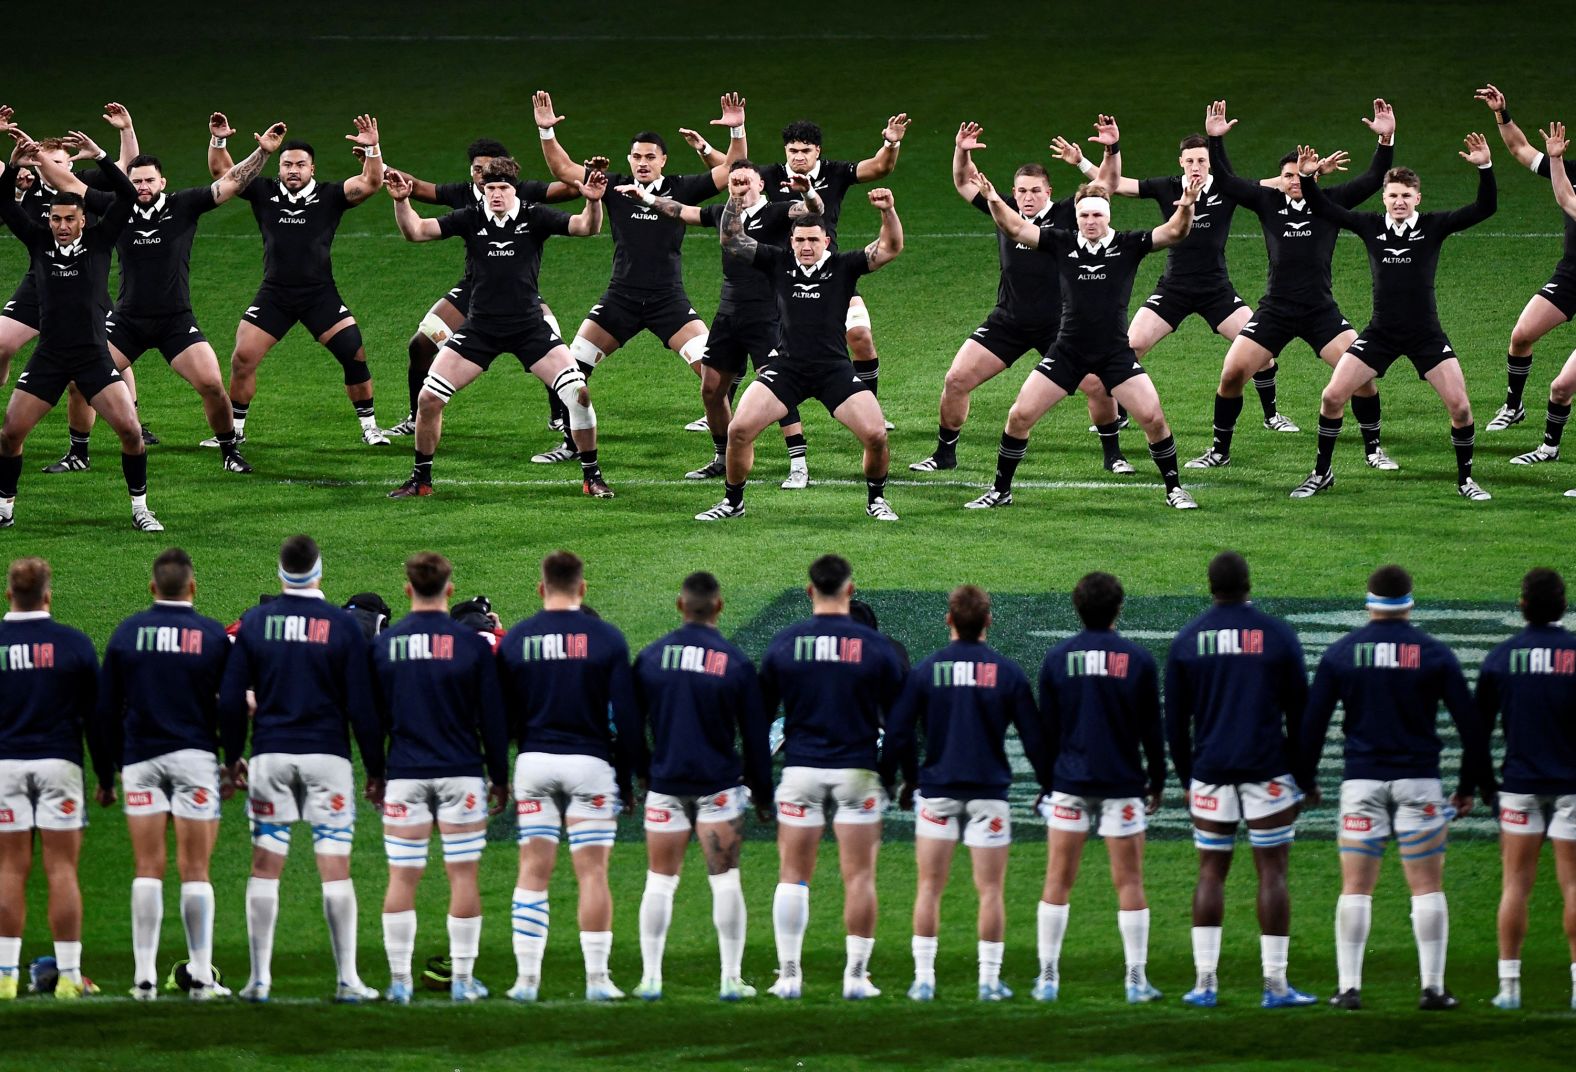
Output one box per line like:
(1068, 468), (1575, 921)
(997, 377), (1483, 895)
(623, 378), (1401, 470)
(1472, 567), (1576, 1011)
(910, 124), (1135, 475)
(1033, 572), (1165, 1004)
(631, 571), (773, 1001)
(532, 91), (743, 417)
(0, 557), (103, 1001)
(206, 114), (389, 447)
(218, 535), (385, 1003)
(1165, 551), (1316, 1009)
(0, 130), (160, 531)
(966, 170), (1202, 510)
(1290, 134), (1497, 501)
(1187, 99), (1397, 471)
(1299, 564), (1495, 1011)
(96, 548), (233, 1000)
(371, 552), (510, 1004)
(759, 555), (905, 1000)
(1473, 86), (1576, 433)
(383, 161), (612, 498)
(626, 161), (822, 486)
(496, 551), (644, 1002)
(882, 584), (1048, 1002)
(35, 123), (288, 475)
(696, 191), (904, 522)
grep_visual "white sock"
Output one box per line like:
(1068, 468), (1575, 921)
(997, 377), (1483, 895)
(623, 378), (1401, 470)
(638, 871), (680, 983)
(1261, 933), (1290, 992)
(131, 876), (164, 986)
(130, 493), (149, 512)
(978, 940), (1004, 988)
(0, 936), (20, 977)
(1498, 958), (1521, 982)
(1335, 894), (1372, 991)
(708, 869), (746, 980)
(359, 413), (378, 430)
(1037, 901), (1069, 981)
(511, 887), (549, 981)
(53, 940), (82, 985)
(911, 935), (938, 984)
(845, 934), (874, 980)
(383, 910), (416, 985)
(1191, 925), (1222, 990)
(321, 879), (361, 985)
(1411, 891), (1448, 991)
(580, 930), (612, 981)
(1118, 909), (1149, 987)
(179, 881), (215, 985)
(246, 876), (280, 986)
(448, 914), (481, 983)
(233, 416), (247, 436)
(0, 499), (13, 521)
(773, 883), (809, 974)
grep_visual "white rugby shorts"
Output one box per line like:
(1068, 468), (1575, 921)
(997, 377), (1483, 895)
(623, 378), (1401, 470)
(122, 748), (221, 821)
(915, 794), (1011, 846)
(775, 765), (886, 828)
(1189, 775), (1302, 823)
(0, 758), (85, 831)
(1041, 791), (1145, 838)
(644, 786), (749, 833)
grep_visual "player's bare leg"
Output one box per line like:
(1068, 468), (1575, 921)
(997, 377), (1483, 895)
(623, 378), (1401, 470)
(0, 317), (39, 388)
(835, 819), (883, 998)
(1035, 826), (1087, 1000)
(87, 379), (161, 531)
(636, 827), (690, 999)
(846, 297), (889, 429)
(1490, 293), (1570, 431)
(567, 819), (619, 1000)
(537, 321), (622, 466)
(318, 317), (386, 445)
(1185, 817), (1236, 1005)
(1494, 827), (1551, 1008)
(909, 834), (955, 1000)
(1106, 832), (1159, 1001)
(1244, 807), (1311, 1006)
(225, 321), (277, 443)
(1424, 358), (1487, 500)
(971, 844), (1010, 998)
(380, 818), (431, 1001)
(699, 381), (786, 521)
(509, 835), (558, 1002)
(0, 389), (58, 527)
(1111, 375), (1193, 508)
(0, 830), (34, 997)
(911, 339), (1007, 472)
(40, 829), (84, 993)
(832, 390), (896, 520)
(168, 342), (250, 470)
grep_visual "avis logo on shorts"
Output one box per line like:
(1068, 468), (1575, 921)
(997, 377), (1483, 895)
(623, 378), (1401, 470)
(779, 802), (807, 818)
(517, 800), (543, 815)
(384, 802), (408, 819)
(646, 807), (671, 823)
(1053, 805), (1082, 821)
(1193, 793), (1219, 812)
(0, 809), (14, 824)
(1343, 815), (1372, 832)
(127, 791), (154, 807)
(919, 809), (947, 826)
(1500, 808), (1529, 826)
(252, 801), (275, 817)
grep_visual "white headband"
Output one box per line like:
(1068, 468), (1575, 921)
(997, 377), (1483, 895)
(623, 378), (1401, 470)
(1076, 196), (1111, 216)
(1365, 591), (1413, 612)
(279, 556), (323, 588)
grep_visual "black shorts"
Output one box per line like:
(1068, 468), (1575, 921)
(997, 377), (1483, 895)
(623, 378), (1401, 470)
(1535, 260), (1576, 320)
(700, 307), (778, 377)
(586, 287), (702, 347)
(438, 277), (473, 316)
(15, 346), (123, 405)
(243, 284), (354, 341)
(1033, 341), (1148, 394)
(106, 309), (208, 363)
(755, 360), (870, 415)
(1139, 279), (1247, 331)
(1238, 297), (1353, 359)
(1348, 324), (1458, 379)
(970, 308), (1058, 366)
(2, 277), (40, 331)
(447, 319), (563, 372)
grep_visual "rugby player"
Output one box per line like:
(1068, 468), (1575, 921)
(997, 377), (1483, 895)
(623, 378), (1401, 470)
(1034, 572), (1165, 1004)
(0, 557), (104, 1001)
(696, 190), (904, 522)
(1290, 135), (1497, 501)
(371, 552), (510, 1004)
(384, 161), (612, 498)
(882, 584), (1047, 1002)
(967, 170), (1202, 510)
(1165, 551), (1317, 1009)
(631, 571), (772, 1001)
(910, 124), (1134, 475)
(1300, 564), (1495, 1011)
(206, 113), (389, 447)
(1473, 568), (1576, 1011)
(218, 535), (385, 1003)
(1188, 99), (1397, 471)
(0, 130), (161, 531)
(96, 548), (233, 1000)
(1475, 85), (1576, 433)
(758, 555), (905, 999)
(496, 551), (644, 1002)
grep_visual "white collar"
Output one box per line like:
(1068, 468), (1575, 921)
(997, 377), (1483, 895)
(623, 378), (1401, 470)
(153, 600), (194, 608)
(802, 160), (823, 182)
(634, 176), (664, 195)
(1077, 229), (1116, 254)
(1181, 173), (1214, 194)
(133, 193), (167, 220)
(489, 200), (521, 226)
(1022, 202), (1053, 223)
(1386, 210), (1420, 235)
(796, 249), (833, 275)
(740, 197), (768, 220)
(53, 238), (85, 257)
(1285, 195), (1307, 210)
(3, 610), (51, 621)
(279, 588), (326, 600)
(280, 178), (317, 203)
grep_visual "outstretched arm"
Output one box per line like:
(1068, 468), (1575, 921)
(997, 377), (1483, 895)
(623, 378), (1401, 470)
(718, 194), (757, 260)
(1475, 83), (1539, 168)
(533, 90), (587, 185)
(567, 169), (606, 236)
(972, 168), (1040, 246)
(102, 102), (137, 170)
(1298, 146), (1364, 230)
(863, 187), (903, 271)
(207, 111), (236, 179)
(952, 121), (984, 201)
(212, 122), (285, 205)
(618, 182), (703, 225)
(855, 112), (909, 183)
(385, 170), (445, 241)
(1542, 123), (1576, 220)
(1203, 100), (1263, 202)
(1091, 114), (1140, 197)
(1151, 174), (1202, 249)
(708, 92), (748, 189)
(342, 114), (384, 203)
(1443, 132), (1497, 233)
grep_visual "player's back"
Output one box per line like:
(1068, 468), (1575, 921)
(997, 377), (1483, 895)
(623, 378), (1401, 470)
(499, 608), (632, 762)
(904, 639), (1035, 799)
(1042, 628), (1159, 797)
(1480, 623), (1576, 794)
(374, 610), (503, 780)
(102, 603), (230, 765)
(761, 613), (903, 771)
(0, 614), (98, 763)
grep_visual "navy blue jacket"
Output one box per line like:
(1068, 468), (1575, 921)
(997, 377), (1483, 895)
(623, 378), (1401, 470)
(1475, 623), (1575, 795)
(1040, 628), (1165, 798)
(0, 612), (102, 772)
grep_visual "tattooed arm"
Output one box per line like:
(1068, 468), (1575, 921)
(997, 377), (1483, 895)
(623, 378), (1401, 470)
(863, 187), (903, 271)
(615, 184), (702, 224)
(211, 122), (286, 204)
(718, 195), (758, 259)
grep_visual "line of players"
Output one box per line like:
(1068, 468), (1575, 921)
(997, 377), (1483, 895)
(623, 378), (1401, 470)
(2, 547), (1573, 1013)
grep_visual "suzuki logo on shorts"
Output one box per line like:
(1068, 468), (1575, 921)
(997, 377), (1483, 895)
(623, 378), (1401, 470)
(988, 817), (1004, 834)
(862, 797), (877, 810)
(1193, 793), (1218, 811)
(646, 807), (671, 823)
(1422, 803), (1437, 817)
(127, 791), (154, 807)
(384, 802), (408, 818)
(192, 788), (209, 806)
(60, 799), (77, 815)
(1122, 804), (1136, 822)
(330, 794), (346, 812)
(715, 793), (728, 806)
(779, 802), (807, 818)
(464, 793), (477, 810)
(590, 795), (606, 809)
(1053, 805), (1082, 821)
(1268, 781), (1284, 798)
(1343, 815), (1372, 832)
(517, 800), (542, 814)
(1501, 808), (1529, 825)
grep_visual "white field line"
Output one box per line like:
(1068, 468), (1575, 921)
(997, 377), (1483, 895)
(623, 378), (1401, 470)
(279, 476), (1212, 491)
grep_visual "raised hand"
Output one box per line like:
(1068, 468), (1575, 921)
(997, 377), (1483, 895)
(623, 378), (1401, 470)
(209, 111), (236, 139)
(784, 173), (813, 195)
(956, 121), (985, 151)
(1177, 174), (1206, 205)
(256, 121), (287, 154)
(580, 169), (607, 201)
(713, 92), (746, 129)
(102, 102), (133, 130)
(970, 167), (997, 200)
(1297, 144), (1321, 175)
(1090, 114), (1120, 146)
(1205, 99), (1237, 138)
(613, 183), (645, 201)
(883, 113), (911, 143)
(1363, 98), (1396, 141)
(1050, 136), (1083, 166)
(0, 105), (14, 138)
(1474, 83), (1506, 113)
(384, 169), (413, 200)
(1545, 121), (1568, 159)
(583, 155), (610, 173)
(677, 127), (709, 151)
(1318, 149), (1351, 175)
(1459, 131), (1491, 166)
(63, 129), (105, 161)
(868, 187), (895, 211)
(346, 114), (379, 148)
(532, 90), (564, 129)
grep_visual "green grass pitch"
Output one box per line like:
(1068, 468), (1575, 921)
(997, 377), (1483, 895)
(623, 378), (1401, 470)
(3, 1), (1576, 1067)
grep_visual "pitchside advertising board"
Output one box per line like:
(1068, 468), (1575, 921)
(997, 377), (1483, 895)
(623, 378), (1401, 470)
(729, 591), (1525, 840)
